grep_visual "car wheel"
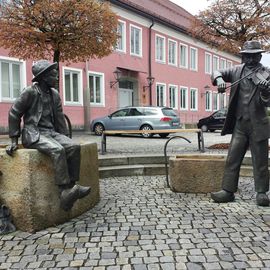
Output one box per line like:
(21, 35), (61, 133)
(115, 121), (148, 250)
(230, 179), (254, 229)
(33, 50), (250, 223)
(94, 123), (105, 136)
(201, 125), (208, 132)
(159, 133), (169, 138)
(140, 125), (153, 138)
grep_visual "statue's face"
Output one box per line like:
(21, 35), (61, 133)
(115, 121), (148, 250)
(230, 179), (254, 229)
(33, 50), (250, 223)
(242, 53), (262, 68)
(42, 68), (58, 88)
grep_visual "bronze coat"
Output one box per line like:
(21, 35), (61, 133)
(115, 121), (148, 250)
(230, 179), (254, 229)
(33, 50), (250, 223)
(8, 83), (68, 147)
(211, 63), (270, 142)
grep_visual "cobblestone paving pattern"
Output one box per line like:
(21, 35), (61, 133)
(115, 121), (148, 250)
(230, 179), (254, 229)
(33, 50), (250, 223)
(0, 175), (270, 270)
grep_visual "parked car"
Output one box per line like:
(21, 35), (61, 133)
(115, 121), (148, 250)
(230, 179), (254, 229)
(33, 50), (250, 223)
(197, 108), (227, 132)
(90, 106), (181, 138)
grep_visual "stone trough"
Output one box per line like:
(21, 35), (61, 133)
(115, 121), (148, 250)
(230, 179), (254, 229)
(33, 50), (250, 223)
(0, 143), (99, 233)
(169, 154), (226, 193)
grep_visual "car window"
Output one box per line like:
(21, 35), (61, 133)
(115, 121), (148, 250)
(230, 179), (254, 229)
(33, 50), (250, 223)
(111, 109), (129, 117)
(162, 108), (177, 117)
(213, 110), (226, 118)
(128, 108), (143, 116)
(143, 108), (159, 115)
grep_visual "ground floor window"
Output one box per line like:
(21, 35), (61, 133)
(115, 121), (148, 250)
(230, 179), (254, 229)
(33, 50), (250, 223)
(219, 93), (226, 109)
(169, 85), (178, 109)
(64, 68), (83, 105)
(205, 91), (212, 111)
(190, 88), (198, 111)
(89, 72), (104, 106)
(180, 86), (188, 110)
(213, 92), (219, 110)
(156, 83), (166, 106)
(1, 60), (23, 100)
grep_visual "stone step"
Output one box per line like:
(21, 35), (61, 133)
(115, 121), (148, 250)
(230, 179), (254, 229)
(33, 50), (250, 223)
(99, 162), (256, 179)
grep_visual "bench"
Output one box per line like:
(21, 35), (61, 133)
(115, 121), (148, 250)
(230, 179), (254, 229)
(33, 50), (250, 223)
(101, 128), (204, 154)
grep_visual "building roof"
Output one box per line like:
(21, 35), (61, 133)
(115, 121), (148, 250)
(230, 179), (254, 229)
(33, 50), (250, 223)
(110, 0), (193, 33)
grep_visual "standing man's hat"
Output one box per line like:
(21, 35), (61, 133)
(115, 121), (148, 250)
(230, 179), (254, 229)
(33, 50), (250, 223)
(32, 60), (57, 82)
(240, 40), (265, 54)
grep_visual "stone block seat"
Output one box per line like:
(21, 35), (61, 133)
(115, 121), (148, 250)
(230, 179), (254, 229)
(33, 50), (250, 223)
(169, 154), (226, 193)
(0, 143), (99, 233)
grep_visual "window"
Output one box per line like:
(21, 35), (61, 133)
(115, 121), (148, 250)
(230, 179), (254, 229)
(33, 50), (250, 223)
(130, 25), (142, 57)
(1, 59), (24, 100)
(213, 92), (219, 110)
(180, 86), (188, 110)
(205, 53), (212, 74)
(89, 71), (104, 106)
(190, 47), (198, 71)
(180, 43), (188, 68)
(220, 58), (226, 69)
(190, 88), (198, 111)
(168, 39), (177, 66)
(116, 20), (126, 52)
(219, 93), (226, 109)
(169, 85), (178, 109)
(155, 35), (165, 63)
(213, 55), (219, 71)
(64, 68), (82, 105)
(205, 91), (212, 111)
(156, 83), (166, 106)
(227, 60), (233, 68)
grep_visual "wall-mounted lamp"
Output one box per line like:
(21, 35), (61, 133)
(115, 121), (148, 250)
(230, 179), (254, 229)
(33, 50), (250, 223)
(143, 76), (155, 91)
(110, 69), (122, 88)
(201, 85), (211, 97)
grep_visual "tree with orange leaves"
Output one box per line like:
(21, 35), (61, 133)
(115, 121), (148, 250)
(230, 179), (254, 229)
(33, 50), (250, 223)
(190, 0), (270, 54)
(0, 0), (118, 63)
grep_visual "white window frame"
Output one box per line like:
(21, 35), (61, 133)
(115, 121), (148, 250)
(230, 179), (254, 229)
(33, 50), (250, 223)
(155, 34), (166, 63)
(205, 52), (212, 74)
(180, 86), (188, 110)
(220, 58), (226, 70)
(179, 43), (188, 69)
(213, 55), (219, 72)
(190, 47), (198, 71)
(130, 24), (142, 57)
(115, 19), (126, 53)
(227, 60), (233, 68)
(205, 91), (212, 111)
(168, 84), (178, 109)
(213, 91), (219, 111)
(0, 56), (26, 102)
(190, 88), (198, 111)
(89, 71), (105, 106)
(168, 39), (177, 66)
(156, 83), (166, 106)
(63, 67), (83, 106)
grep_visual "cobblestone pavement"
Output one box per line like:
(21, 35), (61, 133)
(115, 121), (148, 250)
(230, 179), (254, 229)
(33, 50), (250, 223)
(0, 175), (270, 270)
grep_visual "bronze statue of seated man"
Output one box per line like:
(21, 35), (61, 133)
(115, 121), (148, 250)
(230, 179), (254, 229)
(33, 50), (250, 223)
(6, 60), (91, 211)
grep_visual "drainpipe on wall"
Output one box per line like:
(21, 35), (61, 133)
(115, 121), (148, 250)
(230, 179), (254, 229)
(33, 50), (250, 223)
(148, 19), (154, 106)
(84, 60), (91, 132)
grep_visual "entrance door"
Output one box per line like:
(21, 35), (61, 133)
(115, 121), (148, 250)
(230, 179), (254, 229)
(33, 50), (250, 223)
(119, 88), (133, 108)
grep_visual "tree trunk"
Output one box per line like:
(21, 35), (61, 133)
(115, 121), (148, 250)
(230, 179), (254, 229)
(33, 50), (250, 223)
(53, 50), (60, 92)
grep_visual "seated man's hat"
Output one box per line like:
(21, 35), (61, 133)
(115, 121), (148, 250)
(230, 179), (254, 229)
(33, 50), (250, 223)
(32, 60), (57, 82)
(240, 40), (265, 54)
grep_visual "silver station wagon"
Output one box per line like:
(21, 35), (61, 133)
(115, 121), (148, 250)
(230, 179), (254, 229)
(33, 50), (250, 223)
(90, 106), (181, 138)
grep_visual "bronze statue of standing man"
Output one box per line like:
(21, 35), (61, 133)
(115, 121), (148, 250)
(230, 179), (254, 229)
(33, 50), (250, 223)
(6, 60), (91, 211)
(211, 40), (270, 206)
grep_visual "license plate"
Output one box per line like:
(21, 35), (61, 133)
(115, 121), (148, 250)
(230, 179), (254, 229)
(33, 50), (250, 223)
(172, 122), (179, 126)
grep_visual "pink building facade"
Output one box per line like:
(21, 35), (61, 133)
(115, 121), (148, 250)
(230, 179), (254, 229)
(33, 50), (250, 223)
(0, 0), (240, 132)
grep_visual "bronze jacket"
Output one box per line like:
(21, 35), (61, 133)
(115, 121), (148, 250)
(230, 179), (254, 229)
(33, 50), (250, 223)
(211, 63), (270, 142)
(8, 83), (68, 147)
